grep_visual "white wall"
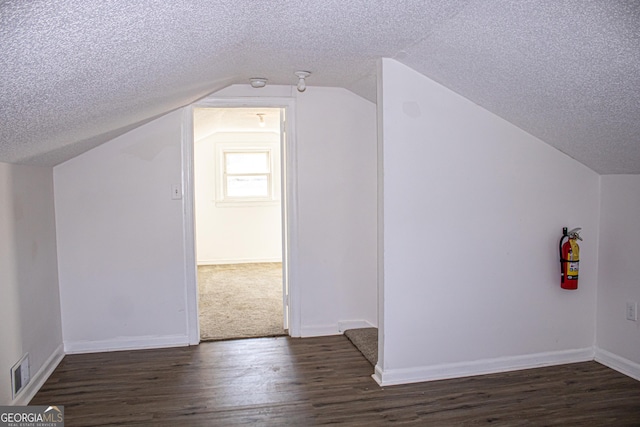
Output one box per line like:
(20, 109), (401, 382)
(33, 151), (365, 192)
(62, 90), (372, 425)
(0, 163), (63, 405)
(596, 175), (640, 378)
(294, 87), (378, 334)
(54, 85), (378, 351)
(55, 110), (189, 353)
(195, 132), (282, 264)
(376, 59), (600, 385)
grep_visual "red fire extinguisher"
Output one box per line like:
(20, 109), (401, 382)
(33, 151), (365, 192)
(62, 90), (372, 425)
(559, 227), (582, 290)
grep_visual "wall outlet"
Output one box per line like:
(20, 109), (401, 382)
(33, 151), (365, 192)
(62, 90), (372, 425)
(626, 301), (638, 322)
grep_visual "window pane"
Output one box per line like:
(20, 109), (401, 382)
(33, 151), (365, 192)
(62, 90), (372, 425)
(225, 152), (269, 174)
(226, 175), (269, 197)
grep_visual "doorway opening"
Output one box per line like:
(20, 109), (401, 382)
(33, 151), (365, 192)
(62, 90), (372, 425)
(193, 107), (288, 341)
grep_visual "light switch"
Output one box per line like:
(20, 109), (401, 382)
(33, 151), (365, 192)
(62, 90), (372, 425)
(171, 184), (182, 200)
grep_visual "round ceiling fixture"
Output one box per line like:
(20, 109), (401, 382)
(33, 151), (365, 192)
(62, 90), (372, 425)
(250, 78), (268, 88)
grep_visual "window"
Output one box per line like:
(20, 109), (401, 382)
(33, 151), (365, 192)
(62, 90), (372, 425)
(223, 150), (272, 199)
(215, 143), (279, 206)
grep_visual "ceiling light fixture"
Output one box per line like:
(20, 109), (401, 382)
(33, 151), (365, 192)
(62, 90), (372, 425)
(295, 71), (311, 92)
(257, 113), (266, 127)
(250, 78), (267, 88)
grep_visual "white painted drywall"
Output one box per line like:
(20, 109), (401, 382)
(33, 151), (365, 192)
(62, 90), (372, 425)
(294, 87), (378, 334)
(54, 85), (378, 351)
(596, 175), (640, 369)
(0, 163), (62, 404)
(376, 59), (599, 384)
(194, 132), (282, 264)
(55, 110), (189, 352)
(0, 163), (20, 404)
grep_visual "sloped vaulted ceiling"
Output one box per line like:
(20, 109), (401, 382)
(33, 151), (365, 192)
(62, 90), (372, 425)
(1, 1), (638, 173)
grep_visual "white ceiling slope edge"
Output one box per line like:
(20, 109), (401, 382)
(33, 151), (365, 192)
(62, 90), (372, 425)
(1, 1), (638, 173)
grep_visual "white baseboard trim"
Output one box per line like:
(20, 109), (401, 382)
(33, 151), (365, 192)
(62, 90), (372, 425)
(64, 334), (190, 354)
(197, 258), (282, 266)
(13, 343), (65, 406)
(372, 364), (384, 386)
(300, 319), (379, 337)
(373, 347), (595, 386)
(338, 320), (376, 333)
(594, 347), (640, 381)
(299, 324), (340, 338)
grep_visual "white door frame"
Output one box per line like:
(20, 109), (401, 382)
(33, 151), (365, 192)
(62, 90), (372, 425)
(181, 96), (300, 344)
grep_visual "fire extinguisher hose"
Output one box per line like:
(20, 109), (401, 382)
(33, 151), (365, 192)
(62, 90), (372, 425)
(559, 232), (567, 284)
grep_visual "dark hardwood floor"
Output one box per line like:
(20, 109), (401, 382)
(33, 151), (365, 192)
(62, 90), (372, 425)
(32, 336), (640, 426)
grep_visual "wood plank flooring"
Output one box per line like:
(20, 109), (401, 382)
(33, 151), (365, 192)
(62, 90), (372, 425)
(32, 336), (640, 426)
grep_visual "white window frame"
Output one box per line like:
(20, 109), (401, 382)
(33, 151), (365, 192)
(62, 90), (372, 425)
(215, 142), (280, 207)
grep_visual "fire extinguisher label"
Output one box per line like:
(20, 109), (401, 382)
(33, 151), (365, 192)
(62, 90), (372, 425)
(567, 240), (580, 279)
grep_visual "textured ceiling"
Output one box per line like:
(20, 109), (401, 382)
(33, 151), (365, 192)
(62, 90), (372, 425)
(1, 1), (638, 173)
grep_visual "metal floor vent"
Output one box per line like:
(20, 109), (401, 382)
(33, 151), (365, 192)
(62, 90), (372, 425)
(11, 354), (30, 399)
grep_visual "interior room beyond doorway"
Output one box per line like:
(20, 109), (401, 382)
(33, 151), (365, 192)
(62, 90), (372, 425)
(193, 107), (285, 341)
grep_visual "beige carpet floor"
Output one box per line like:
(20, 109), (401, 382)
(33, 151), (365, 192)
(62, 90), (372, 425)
(344, 328), (378, 366)
(198, 263), (286, 341)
